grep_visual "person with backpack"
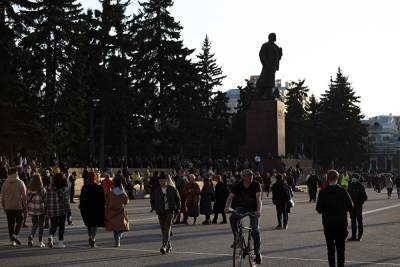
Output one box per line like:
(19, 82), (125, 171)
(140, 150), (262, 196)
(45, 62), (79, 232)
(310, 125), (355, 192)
(27, 174), (47, 247)
(272, 173), (292, 230)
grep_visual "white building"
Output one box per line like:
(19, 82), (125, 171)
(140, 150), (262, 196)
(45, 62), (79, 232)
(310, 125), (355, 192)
(363, 114), (400, 172)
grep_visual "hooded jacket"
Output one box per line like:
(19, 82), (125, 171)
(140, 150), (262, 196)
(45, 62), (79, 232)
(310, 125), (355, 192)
(316, 184), (353, 232)
(1, 174), (27, 210)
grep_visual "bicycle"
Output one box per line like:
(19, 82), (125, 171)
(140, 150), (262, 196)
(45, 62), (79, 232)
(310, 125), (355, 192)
(230, 209), (256, 267)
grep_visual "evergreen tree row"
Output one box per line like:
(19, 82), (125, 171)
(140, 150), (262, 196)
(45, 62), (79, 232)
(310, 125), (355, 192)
(283, 68), (368, 169)
(0, 0), (230, 167)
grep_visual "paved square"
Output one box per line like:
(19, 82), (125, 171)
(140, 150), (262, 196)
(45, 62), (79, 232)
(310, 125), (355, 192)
(1, 189), (399, 266)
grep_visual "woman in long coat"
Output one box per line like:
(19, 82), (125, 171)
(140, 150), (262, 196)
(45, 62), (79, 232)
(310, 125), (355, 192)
(105, 178), (129, 247)
(212, 175), (228, 224)
(79, 174), (106, 247)
(182, 174), (200, 225)
(200, 178), (214, 224)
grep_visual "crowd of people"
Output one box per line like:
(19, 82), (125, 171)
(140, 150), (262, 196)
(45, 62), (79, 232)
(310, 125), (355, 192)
(1, 152), (400, 266)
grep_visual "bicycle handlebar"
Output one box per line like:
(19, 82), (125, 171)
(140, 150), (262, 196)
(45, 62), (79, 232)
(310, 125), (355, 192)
(228, 208), (256, 218)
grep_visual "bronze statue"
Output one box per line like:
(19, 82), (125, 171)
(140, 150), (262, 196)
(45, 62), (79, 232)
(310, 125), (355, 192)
(256, 33), (283, 99)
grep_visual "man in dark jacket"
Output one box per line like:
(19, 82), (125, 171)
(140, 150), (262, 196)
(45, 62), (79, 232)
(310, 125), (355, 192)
(151, 173), (181, 254)
(347, 173), (368, 241)
(316, 169), (353, 267)
(149, 171), (160, 212)
(307, 170), (319, 202)
(272, 173), (291, 229)
(69, 172), (77, 203)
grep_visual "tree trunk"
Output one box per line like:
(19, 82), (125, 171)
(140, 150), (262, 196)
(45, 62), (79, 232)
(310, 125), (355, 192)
(99, 105), (105, 169)
(121, 122), (127, 160)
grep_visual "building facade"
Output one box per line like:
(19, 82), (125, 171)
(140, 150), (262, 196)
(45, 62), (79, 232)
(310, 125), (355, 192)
(364, 114), (400, 172)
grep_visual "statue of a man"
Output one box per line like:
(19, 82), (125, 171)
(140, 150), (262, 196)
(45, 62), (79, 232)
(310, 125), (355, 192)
(256, 33), (283, 99)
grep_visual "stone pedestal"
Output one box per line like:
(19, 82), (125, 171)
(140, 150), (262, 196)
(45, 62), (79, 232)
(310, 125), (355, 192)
(239, 100), (285, 158)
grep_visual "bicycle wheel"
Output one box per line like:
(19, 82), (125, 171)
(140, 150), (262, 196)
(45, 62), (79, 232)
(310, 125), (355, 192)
(233, 238), (244, 267)
(247, 234), (255, 267)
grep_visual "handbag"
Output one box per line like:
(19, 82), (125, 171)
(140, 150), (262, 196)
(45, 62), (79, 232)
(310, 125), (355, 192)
(288, 198), (295, 208)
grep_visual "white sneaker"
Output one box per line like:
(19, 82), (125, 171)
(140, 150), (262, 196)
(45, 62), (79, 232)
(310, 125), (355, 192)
(10, 241), (16, 246)
(39, 241), (46, 248)
(56, 241), (66, 248)
(12, 234), (21, 245)
(48, 236), (54, 248)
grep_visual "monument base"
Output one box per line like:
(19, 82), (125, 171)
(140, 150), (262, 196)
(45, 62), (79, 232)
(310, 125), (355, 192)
(239, 100), (285, 159)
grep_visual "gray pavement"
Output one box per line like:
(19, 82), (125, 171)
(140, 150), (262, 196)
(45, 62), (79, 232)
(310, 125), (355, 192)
(1, 188), (400, 267)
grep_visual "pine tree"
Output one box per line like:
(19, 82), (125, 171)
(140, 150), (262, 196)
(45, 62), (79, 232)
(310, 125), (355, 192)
(304, 94), (320, 161)
(196, 34), (226, 155)
(231, 80), (257, 150)
(0, 0), (40, 155)
(318, 68), (367, 168)
(21, 0), (83, 157)
(284, 79), (309, 157)
(196, 35), (226, 105)
(209, 91), (230, 156)
(133, 0), (198, 156)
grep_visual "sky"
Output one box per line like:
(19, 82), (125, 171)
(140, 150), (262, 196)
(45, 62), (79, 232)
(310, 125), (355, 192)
(81, 0), (400, 118)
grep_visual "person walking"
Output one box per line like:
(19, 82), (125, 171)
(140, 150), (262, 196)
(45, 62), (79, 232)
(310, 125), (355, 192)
(347, 173), (368, 242)
(79, 174), (106, 247)
(224, 169), (263, 265)
(27, 174), (46, 247)
(395, 174), (400, 199)
(1, 167), (27, 246)
(263, 172), (272, 198)
(46, 173), (70, 248)
(387, 177), (394, 199)
(149, 171), (160, 212)
(316, 169), (353, 267)
(200, 177), (214, 225)
(105, 178), (129, 247)
(101, 173), (113, 195)
(68, 172), (77, 203)
(212, 175), (228, 224)
(272, 173), (291, 230)
(307, 170), (319, 202)
(151, 173), (181, 254)
(181, 174), (200, 225)
(82, 166), (90, 185)
(173, 170), (188, 224)
(340, 170), (350, 190)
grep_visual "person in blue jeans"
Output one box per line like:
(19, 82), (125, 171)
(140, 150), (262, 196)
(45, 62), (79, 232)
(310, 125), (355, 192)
(224, 169), (262, 265)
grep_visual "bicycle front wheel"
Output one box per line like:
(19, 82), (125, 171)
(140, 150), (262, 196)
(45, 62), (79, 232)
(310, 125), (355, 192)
(233, 239), (244, 267)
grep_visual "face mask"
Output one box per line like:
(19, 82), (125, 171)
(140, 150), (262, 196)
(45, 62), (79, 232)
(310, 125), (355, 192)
(351, 178), (358, 183)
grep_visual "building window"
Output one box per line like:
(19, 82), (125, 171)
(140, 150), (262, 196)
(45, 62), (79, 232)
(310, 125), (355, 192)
(382, 136), (391, 142)
(370, 159), (377, 171)
(368, 136), (377, 143)
(386, 158), (392, 172)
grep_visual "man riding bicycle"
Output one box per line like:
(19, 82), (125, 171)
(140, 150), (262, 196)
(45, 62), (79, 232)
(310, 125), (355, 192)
(224, 169), (262, 264)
